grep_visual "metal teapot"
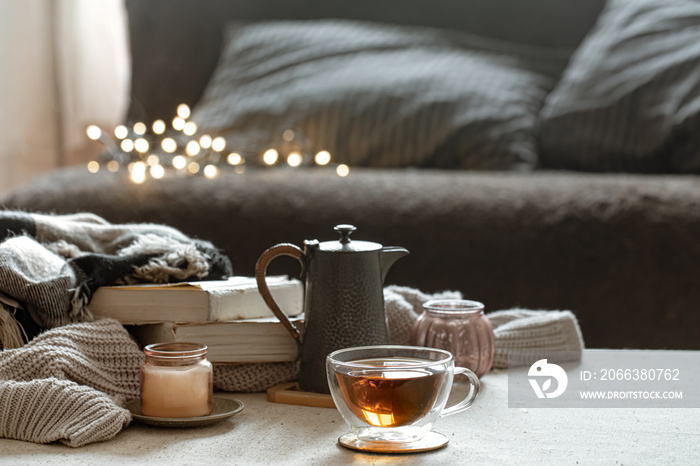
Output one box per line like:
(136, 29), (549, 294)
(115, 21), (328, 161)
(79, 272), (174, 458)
(255, 224), (409, 393)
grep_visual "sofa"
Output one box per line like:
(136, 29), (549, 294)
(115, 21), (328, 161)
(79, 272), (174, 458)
(3, 0), (700, 350)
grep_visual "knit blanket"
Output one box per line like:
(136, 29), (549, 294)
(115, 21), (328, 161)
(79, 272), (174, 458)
(0, 285), (584, 447)
(0, 211), (232, 348)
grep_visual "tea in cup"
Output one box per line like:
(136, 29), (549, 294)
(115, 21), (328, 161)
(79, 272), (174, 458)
(326, 345), (479, 451)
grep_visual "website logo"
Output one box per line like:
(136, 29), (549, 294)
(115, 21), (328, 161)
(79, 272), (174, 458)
(528, 359), (568, 399)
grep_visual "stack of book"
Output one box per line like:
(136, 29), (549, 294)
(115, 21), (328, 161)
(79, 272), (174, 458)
(88, 275), (304, 363)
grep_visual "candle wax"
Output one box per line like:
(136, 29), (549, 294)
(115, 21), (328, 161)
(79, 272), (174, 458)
(140, 363), (213, 418)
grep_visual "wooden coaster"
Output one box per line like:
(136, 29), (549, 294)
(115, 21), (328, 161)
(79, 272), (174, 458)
(266, 382), (336, 408)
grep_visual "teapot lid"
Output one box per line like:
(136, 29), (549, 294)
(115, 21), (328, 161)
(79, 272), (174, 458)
(316, 225), (381, 253)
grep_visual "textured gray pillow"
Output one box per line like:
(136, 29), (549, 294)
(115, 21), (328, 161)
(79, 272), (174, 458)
(190, 20), (568, 170)
(539, 0), (700, 173)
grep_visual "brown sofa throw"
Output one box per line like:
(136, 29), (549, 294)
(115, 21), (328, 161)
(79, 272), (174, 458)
(0, 211), (233, 348)
(0, 287), (583, 447)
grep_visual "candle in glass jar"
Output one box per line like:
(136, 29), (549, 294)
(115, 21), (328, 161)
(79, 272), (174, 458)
(140, 342), (213, 418)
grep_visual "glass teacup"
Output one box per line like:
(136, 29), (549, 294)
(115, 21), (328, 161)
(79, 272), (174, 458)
(326, 345), (480, 448)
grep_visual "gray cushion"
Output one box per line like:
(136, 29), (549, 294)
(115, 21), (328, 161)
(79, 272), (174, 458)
(190, 20), (569, 170)
(124, 0), (605, 122)
(539, 0), (700, 173)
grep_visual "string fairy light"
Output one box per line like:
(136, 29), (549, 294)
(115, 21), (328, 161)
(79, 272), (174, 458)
(152, 120), (166, 134)
(85, 104), (349, 182)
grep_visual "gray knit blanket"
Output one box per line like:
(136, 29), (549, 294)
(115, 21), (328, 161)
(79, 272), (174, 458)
(0, 211), (232, 348)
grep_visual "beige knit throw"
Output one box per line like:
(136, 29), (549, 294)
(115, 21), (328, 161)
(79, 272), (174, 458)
(0, 319), (142, 447)
(383, 286), (585, 368)
(0, 286), (583, 447)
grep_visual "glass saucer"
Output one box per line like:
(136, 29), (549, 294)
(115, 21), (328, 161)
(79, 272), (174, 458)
(126, 395), (244, 427)
(338, 431), (449, 454)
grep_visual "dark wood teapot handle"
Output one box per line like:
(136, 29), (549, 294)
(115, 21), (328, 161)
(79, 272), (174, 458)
(255, 243), (304, 352)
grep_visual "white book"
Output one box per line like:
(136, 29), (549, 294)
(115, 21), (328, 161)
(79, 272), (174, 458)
(88, 275), (303, 324)
(129, 316), (304, 363)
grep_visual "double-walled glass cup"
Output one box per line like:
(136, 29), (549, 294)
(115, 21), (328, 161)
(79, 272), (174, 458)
(326, 345), (479, 446)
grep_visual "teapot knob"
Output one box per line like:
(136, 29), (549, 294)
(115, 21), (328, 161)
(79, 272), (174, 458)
(334, 224), (357, 244)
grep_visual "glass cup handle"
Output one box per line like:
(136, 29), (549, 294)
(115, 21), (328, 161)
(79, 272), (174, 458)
(440, 367), (480, 417)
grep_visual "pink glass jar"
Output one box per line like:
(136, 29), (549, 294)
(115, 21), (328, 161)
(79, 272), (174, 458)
(410, 299), (495, 378)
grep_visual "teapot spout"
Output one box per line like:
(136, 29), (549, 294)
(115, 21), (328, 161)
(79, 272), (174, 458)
(380, 246), (410, 283)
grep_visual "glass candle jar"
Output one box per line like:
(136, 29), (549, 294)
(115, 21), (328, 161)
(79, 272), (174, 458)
(410, 299), (495, 378)
(140, 342), (213, 418)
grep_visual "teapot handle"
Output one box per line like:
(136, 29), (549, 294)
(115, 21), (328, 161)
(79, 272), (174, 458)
(255, 243), (304, 352)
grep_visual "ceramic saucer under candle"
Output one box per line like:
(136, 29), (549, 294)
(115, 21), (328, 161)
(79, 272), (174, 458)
(126, 395), (243, 428)
(338, 431), (449, 454)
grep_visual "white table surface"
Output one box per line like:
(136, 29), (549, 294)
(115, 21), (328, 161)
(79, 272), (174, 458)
(0, 366), (698, 465)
